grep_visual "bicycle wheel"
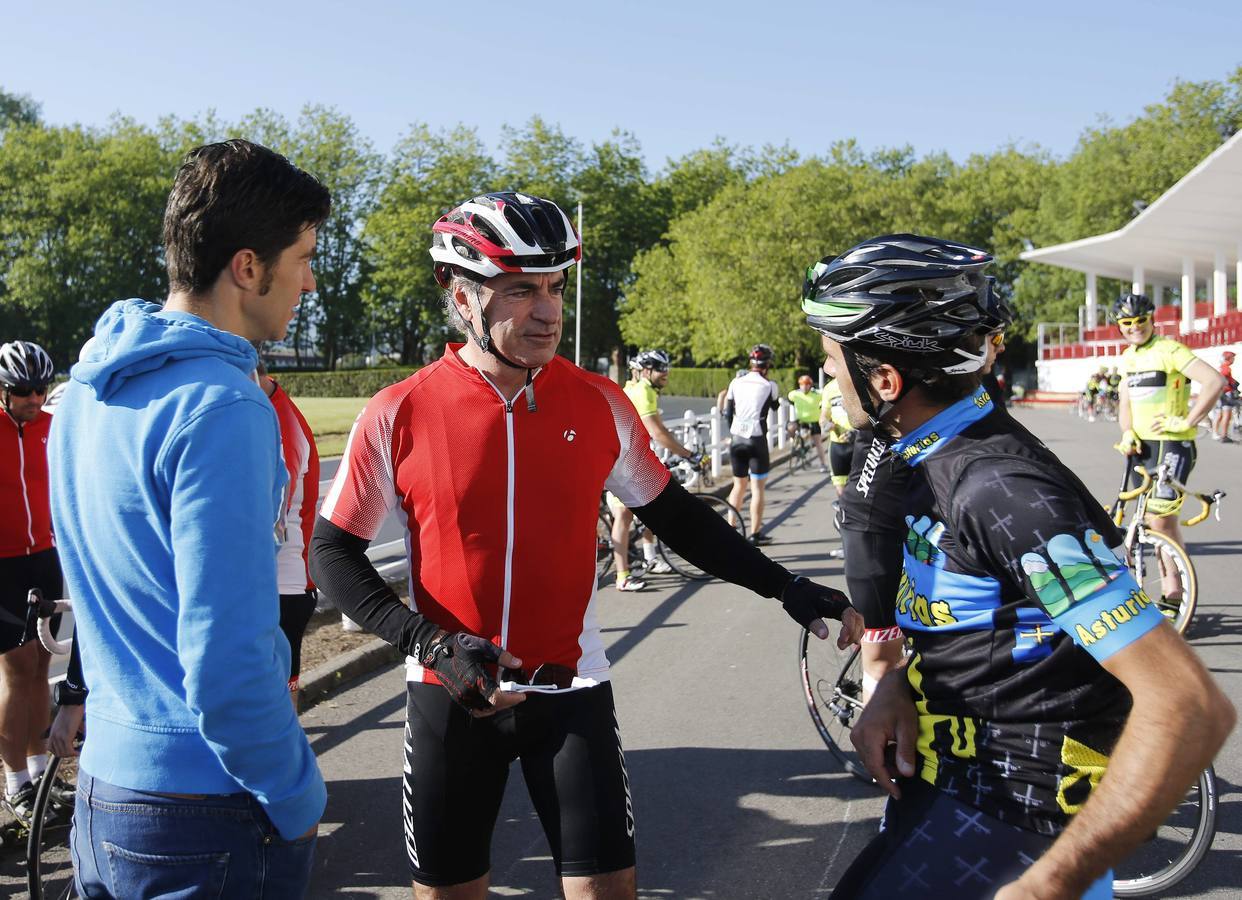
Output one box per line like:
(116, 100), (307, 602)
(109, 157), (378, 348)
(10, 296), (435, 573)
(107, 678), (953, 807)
(798, 630), (875, 784)
(1128, 530), (1197, 634)
(657, 495), (745, 580)
(596, 511), (615, 582)
(27, 755), (76, 900)
(1113, 766), (1218, 896)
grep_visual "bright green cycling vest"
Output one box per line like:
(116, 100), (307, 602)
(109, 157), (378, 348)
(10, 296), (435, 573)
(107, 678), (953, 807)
(1119, 336), (1197, 441)
(787, 388), (822, 424)
(623, 377), (659, 418)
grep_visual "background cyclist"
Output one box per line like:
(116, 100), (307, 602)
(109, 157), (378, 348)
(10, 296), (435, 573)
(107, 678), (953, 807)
(1214, 349), (1237, 443)
(257, 357), (321, 708)
(819, 377), (854, 496)
(803, 235), (1234, 899)
(787, 374), (830, 473)
(725, 344), (780, 545)
(0, 340), (71, 825)
(1112, 292), (1225, 611)
(610, 349), (699, 591)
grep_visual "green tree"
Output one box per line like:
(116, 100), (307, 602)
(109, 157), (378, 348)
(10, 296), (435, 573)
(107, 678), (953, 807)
(0, 88), (40, 131)
(0, 118), (175, 367)
(363, 124), (497, 364)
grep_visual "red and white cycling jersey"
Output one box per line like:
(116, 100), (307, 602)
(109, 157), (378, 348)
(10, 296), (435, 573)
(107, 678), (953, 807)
(1, 409), (54, 558)
(320, 345), (670, 687)
(268, 379), (319, 594)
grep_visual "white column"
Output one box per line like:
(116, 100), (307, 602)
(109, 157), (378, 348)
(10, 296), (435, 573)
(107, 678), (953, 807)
(1085, 272), (1098, 330)
(1236, 242), (1242, 312)
(1214, 248), (1228, 317)
(1181, 257), (1196, 335)
(1132, 265), (1146, 297)
(1153, 283), (1165, 308)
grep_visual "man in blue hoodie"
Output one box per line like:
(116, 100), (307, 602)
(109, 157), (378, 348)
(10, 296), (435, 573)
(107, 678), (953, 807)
(48, 139), (330, 898)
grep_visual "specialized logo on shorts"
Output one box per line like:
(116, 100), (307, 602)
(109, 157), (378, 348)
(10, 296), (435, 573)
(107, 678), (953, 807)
(613, 714), (635, 838)
(564, 428), (576, 442)
(402, 721), (420, 868)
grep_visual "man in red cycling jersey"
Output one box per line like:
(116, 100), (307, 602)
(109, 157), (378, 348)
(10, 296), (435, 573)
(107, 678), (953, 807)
(0, 340), (73, 825)
(311, 191), (861, 900)
(257, 357), (320, 709)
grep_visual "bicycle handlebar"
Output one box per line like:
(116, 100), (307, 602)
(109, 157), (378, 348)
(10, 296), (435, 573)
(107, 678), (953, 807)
(1183, 491), (1227, 527)
(1117, 466), (1151, 502)
(25, 589), (73, 656)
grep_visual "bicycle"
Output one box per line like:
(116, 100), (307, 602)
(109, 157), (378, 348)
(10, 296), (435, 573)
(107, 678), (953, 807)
(596, 460), (747, 583)
(797, 626), (1220, 895)
(23, 590), (77, 900)
(1110, 460), (1225, 635)
(786, 424), (813, 474)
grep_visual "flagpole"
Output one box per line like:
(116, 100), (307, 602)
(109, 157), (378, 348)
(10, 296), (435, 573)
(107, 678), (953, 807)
(575, 200), (584, 367)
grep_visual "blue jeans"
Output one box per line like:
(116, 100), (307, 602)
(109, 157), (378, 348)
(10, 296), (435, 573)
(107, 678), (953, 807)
(72, 770), (316, 899)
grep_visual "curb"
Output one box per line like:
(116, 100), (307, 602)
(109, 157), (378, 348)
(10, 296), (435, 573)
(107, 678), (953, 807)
(298, 637), (401, 714)
(296, 443), (797, 715)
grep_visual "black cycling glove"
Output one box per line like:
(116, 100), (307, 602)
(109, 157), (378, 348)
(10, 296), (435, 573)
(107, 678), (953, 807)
(421, 632), (505, 712)
(781, 576), (850, 629)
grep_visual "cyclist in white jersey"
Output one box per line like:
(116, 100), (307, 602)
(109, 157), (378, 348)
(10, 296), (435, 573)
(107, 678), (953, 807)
(725, 344), (780, 544)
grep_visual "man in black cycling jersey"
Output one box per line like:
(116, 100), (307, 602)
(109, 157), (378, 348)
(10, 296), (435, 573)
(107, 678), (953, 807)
(801, 235), (1234, 899)
(311, 191), (861, 900)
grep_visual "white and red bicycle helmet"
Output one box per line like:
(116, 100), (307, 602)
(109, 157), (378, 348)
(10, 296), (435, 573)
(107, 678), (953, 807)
(430, 191), (580, 288)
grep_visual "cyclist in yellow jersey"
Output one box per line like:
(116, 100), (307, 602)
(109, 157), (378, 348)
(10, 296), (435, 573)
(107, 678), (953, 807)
(787, 374), (830, 474)
(818, 378), (855, 495)
(1112, 293), (1226, 605)
(613, 350), (699, 590)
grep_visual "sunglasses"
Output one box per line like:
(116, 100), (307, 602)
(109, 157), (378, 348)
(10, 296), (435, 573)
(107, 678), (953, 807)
(1115, 315), (1151, 329)
(988, 331), (1006, 348)
(7, 384), (49, 398)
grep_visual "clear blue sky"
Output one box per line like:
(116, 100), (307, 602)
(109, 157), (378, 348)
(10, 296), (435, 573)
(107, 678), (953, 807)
(4, 0), (1240, 169)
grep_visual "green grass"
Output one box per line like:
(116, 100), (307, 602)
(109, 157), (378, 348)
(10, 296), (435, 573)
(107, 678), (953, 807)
(293, 396), (369, 458)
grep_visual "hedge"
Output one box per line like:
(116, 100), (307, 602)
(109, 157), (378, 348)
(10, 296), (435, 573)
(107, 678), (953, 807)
(276, 365), (820, 399)
(665, 367), (815, 398)
(273, 368), (418, 397)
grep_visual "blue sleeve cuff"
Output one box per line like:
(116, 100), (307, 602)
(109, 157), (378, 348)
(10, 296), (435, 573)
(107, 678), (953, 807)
(1051, 578), (1165, 662)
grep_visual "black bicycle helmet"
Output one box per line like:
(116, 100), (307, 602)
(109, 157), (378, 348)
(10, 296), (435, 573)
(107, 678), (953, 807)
(629, 349), (671, 373)
(749, 344), (774, 367)
(0, 341), (54, 392)
(1110, 293), (1155, 321)
(802, 234), (995, 359)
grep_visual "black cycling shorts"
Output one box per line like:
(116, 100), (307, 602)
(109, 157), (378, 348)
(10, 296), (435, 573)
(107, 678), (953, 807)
(0, 548), (62, 654)
(403, 680), (636, 887)
(729, 435), (771, 478)
(279, 590), (318, 687)
(828, 442), (853, 482)
(796, 421), (822, 437)
(830, 777), (1112, 899)
(839, 527), (901, 631)
(1131, 438), (1197, 503)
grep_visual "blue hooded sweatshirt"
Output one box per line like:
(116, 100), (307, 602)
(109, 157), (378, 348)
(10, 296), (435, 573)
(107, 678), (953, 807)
(48, 299), (325, 839)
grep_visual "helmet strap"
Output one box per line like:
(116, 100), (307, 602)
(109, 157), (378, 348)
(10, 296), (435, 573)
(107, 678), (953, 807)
(839, 346), (916, 437)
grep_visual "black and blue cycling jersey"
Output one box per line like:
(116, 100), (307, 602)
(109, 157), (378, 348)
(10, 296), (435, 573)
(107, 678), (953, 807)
(891, 387), (1164, 836)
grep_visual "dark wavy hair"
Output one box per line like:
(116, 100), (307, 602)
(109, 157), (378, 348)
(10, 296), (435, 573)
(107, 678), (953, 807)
(162, 139), (331, 294)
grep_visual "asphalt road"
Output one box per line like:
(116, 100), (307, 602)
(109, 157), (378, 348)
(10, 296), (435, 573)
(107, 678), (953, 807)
(299, 405), (1242, 899)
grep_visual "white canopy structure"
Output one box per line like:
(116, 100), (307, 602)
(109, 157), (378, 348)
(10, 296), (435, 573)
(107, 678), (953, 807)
(1021, 129), (1242, 335)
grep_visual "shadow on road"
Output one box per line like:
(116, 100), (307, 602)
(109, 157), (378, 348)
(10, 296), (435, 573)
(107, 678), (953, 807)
(309, 745), (881, 899)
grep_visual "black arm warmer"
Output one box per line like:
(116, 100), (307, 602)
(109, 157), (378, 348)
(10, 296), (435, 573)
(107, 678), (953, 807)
(309, 517), (440, 658)
(633, 479), (793, 598)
